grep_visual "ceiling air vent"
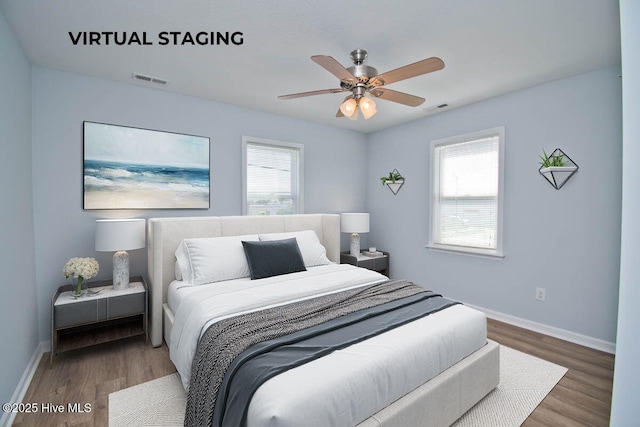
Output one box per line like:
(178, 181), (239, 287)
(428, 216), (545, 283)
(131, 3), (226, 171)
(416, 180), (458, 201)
(423, 103), (449, 113)
(132, 73), (169, 85)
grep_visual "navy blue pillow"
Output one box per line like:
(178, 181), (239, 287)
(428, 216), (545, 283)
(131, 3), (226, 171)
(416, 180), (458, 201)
(242, 238), (307, 280)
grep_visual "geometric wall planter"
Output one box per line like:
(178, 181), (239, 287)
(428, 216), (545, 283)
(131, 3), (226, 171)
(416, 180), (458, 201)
(380, 168), (405, 195)
(538, 148), (578, 190)
(386, 180), (404, 195)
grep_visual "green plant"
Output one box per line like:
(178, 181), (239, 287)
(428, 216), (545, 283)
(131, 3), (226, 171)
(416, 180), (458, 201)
(380, 170), (404, 185)
(538, 149), (567, 168)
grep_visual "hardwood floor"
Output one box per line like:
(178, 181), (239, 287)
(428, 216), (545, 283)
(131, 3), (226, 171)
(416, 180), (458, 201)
(487, 319), (615, 427)
(12, 319), (614, 426)
(12, 336), (176, 427)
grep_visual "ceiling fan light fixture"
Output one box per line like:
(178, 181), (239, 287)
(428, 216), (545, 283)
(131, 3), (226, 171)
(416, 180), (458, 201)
(348, 105), (360, 121)
(359, 96), (377, 120)
(340, 98), (358, 117)
(363, 105), (377, 120)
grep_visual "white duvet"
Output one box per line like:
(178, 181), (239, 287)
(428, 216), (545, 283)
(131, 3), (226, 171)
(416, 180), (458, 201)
(169, 264), (487, 427)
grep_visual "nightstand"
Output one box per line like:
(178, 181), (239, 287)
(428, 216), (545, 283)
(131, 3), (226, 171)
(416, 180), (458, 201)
(340, 251), (389, 276)
(50, 275), (147, 363)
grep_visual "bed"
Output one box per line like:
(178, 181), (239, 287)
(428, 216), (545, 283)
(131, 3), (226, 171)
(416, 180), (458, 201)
(147, 214), (499, 427)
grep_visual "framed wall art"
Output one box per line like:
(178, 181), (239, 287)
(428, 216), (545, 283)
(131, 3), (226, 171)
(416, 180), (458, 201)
(83, 121), (210, 210)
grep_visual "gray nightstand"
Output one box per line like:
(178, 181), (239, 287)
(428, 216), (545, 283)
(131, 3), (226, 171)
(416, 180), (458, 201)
(50, 275), (147, 363)
(340, 251), (389, 276)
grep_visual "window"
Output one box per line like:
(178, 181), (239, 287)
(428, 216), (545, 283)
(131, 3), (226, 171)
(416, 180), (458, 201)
(242, 137), (303, 216)
(428, 127), (505, 258)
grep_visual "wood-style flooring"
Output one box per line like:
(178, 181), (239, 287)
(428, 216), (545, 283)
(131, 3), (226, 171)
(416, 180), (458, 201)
(12, 319), (614, 426)
(12, 336), (176, 427)
(488, 319), (615, 427)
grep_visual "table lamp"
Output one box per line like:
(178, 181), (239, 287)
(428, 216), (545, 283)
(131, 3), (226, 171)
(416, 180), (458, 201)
(341, 213), (370, 257)
(95, 219), (145, 290)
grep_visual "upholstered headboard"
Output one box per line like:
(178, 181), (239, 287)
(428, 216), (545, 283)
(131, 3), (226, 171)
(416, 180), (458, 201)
(146, 214), (340, 347)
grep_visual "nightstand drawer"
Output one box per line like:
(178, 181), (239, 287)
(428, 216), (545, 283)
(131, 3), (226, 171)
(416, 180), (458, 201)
(109, 293), (145, 318)
(55, 300), (103, 329)
(356, 257), (376, 270)
(360, 256), (388, 272)
(373, 256), (388, 271)
(340, 251), (389, 276)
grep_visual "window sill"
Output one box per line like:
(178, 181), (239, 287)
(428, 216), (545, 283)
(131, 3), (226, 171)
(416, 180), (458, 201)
(425, 245), (505, 260)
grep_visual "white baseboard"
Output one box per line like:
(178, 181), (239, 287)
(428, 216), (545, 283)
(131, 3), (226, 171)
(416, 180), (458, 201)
(0, 341), (49, 427)
(465, 303), (616, 354)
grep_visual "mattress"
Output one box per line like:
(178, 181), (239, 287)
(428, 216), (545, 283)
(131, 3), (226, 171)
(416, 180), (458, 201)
(168, 264), (487, 427)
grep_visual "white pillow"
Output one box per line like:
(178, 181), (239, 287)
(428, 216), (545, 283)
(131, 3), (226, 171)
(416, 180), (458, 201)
(175, 234), (259, 286)
(258, 230), (331, 267)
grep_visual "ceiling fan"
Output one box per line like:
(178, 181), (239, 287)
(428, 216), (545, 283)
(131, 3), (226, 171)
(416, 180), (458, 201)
(278, 49), (444, 120)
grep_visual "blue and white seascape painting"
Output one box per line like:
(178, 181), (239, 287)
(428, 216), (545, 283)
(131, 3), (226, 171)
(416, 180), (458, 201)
(83, 122), (210, 209)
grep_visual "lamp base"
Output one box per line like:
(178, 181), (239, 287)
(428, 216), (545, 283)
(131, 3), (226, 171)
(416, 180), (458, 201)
(350, 233), (361, 257)
(113, 250), (130, 290)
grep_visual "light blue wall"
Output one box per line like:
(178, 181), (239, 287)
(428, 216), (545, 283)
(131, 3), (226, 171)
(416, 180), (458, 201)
(0, 9), (38, 411)
(610, 1), (640, 424)
(31, 65), (621, 346)
(31, 67), (369, 340)
(366, 67), (622, 343)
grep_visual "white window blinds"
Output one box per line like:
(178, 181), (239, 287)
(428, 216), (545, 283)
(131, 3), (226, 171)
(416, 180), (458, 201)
(430, 128), (504, 256)
(244, 140), (302, 216)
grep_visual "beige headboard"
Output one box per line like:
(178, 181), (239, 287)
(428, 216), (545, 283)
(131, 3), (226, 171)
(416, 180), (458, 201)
(147, 214), (340, 347)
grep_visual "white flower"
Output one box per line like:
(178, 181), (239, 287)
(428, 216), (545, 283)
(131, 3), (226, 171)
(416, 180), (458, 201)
(63, 257), (99, 280)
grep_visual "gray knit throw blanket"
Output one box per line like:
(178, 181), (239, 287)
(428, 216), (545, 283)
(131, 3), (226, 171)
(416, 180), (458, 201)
(185, 279), (426, 427)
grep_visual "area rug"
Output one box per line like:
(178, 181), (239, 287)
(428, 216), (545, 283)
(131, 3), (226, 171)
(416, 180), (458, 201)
(109, 345), (567, 426)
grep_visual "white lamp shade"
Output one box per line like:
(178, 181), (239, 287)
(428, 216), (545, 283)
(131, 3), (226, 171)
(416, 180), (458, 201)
(95, 219), (146, 252)
(347, 106), (360, 121)
(360, 96), (377, 120)
(340, 98), (358, 117)
(341, 213), (370, 233)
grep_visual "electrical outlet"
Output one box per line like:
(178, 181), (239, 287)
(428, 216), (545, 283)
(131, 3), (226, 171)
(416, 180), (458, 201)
(536, 287), (546, 301)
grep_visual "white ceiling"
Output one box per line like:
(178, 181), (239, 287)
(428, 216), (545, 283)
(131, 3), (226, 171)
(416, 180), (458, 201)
(0, 0), (621, 133)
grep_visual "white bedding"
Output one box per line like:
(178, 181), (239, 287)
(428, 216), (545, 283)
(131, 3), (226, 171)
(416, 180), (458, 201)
(248, 304), (486, 427)
(170, 264), (388, 388)
(168, 263), (487, 427)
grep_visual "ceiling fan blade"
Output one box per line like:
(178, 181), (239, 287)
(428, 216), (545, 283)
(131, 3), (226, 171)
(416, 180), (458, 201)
(311, 55), (357, 82)
(370, 57), (444, 87)
(278, 88), (347, 100)
(370, 88), (425, 107)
